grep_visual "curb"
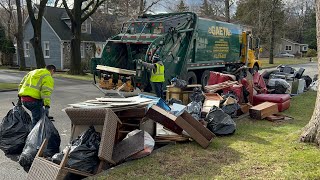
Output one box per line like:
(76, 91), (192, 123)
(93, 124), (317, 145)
(0, 89), (18, 92)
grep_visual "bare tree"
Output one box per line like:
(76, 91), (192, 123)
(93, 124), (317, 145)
(16, 0), (26, 70)
(62, 0), (106, 75)
(26, 0), (48, 68)
(300, 0), (320, 146)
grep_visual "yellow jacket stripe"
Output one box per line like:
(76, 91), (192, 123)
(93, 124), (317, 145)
(18, 68), (54, 106)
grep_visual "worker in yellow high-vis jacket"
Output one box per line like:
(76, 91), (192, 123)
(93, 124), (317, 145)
(138, 54), (165, 99)
(18, 65), (56, 127)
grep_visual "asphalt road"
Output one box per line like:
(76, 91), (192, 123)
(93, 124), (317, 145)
(0, 62), (317, 179)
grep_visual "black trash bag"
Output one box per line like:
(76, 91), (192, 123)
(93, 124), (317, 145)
(205, 106), (236, 135)
(273, 81), (288, 94)
(19, 112), (61, 169)
(0, 102), (32, 154)
(186, 101), (202, 120)
(221, 103), (240, 118)
(190, 87), (205, 102)
(166, 98), (183, 105)
(171, 77), (187, 89)
(302, 75), (312, 88)
(52, 126), (101, 174)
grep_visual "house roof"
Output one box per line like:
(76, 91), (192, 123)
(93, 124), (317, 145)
(281, 38), (308, 46)
(42, 6), (109, 42)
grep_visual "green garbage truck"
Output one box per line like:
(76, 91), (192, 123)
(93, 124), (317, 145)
(91, 12), (261, 91)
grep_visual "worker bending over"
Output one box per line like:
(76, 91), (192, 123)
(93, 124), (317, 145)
(18, 65), (56, 127)
(138, 54), (165, 99)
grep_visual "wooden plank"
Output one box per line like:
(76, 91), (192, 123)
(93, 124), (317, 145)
(96, 65), (136, 75)
(112, 131), (145, 164)
(249, 102), (278, 120)
(180, 112), (215, 141)
(145, 105), (183, 135)
(174, 116), (211, 148)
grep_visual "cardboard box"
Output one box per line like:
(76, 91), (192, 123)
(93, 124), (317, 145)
(202, 93), (223, 114)
(249, 102), (278, 120)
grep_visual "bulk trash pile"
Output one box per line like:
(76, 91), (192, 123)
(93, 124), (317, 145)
(0, 66), (313, 179)
(19, 112), (61, 170)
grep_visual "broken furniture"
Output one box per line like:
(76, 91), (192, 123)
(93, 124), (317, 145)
(207, 72), (236, 85)
(166, 84), (202, 105)
(27, 108), (122, 179)
(253, 94), (290, 112)
(204, 81), (239, 93)
(95, 65), (136, 92)
(290, 79), (306, 94)
(145, 105), (215, 148)
(249, 102), (279, 120)
(202, 93), (223, 115)
(27, 139), (92, 180)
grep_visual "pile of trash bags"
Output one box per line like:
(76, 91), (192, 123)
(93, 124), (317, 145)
(19, 112), (61, 169)
(171, 77), (187, 89)
(0, 102), (32, 154)
(187, 87), (205, 120)
(52, 126), (101, 174)
(205, 106), (236, 135)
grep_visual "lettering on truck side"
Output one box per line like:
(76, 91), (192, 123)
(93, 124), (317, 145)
(208, 26), (232, 37)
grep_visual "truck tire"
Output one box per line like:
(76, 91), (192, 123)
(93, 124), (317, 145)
(250, 64), (259, 74)
(201, 70), (210, 87)
(187, 71), (197, 84)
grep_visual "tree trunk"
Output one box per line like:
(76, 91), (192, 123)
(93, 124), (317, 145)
(139, 0), (144, 15)
(31, 23), (46, 68)
(225, 0), (230, 22)
(69, 24), (83, 74)
(16, 0), (26, 70)
(269, 1), (276, 64)
(300, 0), (320, 146)
(68, 1), (83, 75)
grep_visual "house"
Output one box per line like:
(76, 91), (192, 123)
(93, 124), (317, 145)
(21, 6), (110, 70)
(276, 38), (308, 55)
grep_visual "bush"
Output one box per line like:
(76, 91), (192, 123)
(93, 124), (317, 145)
(306, 49), (317, 57)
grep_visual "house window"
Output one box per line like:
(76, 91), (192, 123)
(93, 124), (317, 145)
(285, 45), (292, 51)
(81, 20), (87, 33)
(80, 43), (85, 58)
(303, 46), (307, 51)
(43, 41), (50, 58)
(24, 42), (30, 57)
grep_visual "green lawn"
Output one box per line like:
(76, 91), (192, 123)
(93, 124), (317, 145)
(53, 72), (93, 81)
(0, 83), (18, 91)
(93, 91), (320, 180)
(260, 57), (312, 69)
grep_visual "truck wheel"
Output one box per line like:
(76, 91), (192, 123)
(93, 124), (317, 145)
(187, 71), (197, 84)
(201, 70), (210, 87)
(250, 64), (259, 74)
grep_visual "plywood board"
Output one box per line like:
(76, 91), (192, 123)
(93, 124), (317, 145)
(249, 102), (278, 120)
(97, 65), (136, 75)
(112, 131), (145, 164)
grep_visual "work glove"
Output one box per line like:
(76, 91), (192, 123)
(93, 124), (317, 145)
(44, 106), (50, 116)
(137, 59), (143, 64)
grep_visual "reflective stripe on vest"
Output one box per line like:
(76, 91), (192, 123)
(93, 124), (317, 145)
(25, 74), (50, 91)
(150, 63), (165, 82)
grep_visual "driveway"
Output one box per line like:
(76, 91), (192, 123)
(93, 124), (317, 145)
(0, 70), (102, 179)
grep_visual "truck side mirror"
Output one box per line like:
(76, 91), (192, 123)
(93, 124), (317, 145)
(255, 38), (260, 49)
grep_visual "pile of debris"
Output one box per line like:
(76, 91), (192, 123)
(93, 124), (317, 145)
(0, 67), (312, 179)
